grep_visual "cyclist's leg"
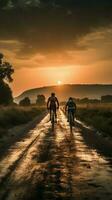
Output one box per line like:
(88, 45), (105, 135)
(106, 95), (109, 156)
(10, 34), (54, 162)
(67, 109), (70, 122)
(71, 110), (75, 126)
(50, 107), (52, 120)
(54, 107), (57, 121)
(72, 110), (75, 122)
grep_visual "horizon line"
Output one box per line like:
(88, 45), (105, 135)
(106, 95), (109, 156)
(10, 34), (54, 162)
(14, 83), (112, 98)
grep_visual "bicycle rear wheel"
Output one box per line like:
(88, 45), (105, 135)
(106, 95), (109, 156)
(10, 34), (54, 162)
(51, 110), (55, 130)
(69, 111), (73, 132)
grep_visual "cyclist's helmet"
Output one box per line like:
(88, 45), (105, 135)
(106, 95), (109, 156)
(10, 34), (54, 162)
(51, 92), (55, 97)
(69, 97), (73, 101)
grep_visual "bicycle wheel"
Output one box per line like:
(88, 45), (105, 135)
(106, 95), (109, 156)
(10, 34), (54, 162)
(69, 111), (73, 132)
(51, 110), (55, 130)
(51, 110), (54, 123)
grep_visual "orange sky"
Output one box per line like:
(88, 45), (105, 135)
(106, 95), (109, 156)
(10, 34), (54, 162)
(11, 66), (76, 96)
(0, 7), (112, 96)
(11, 59), (112, 97)
(9, 27), (112, 96)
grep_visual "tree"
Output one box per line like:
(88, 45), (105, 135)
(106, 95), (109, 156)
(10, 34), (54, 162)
(0, 0), (9, 9)
(36, 94), (46, 105)
(19, 97), (31, 106)
(0, 81), (13, 105)
(0, 53), (14, 105)
(101, 95), (112, 103)
(80, 98), (89, 103)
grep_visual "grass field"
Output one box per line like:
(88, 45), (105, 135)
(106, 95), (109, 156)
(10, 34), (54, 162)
(77, 103), (112, 137)
(0, 106), (45, 138)
(77, 103), (112, 110)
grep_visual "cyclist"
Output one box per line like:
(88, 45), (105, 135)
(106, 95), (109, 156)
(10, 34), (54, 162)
(65, 97), (76, 123)
(47, 93), (59, 121)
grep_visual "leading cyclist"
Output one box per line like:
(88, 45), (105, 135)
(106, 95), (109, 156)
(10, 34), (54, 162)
(47, 93), (59, 121)
(65, 97), (76, 123)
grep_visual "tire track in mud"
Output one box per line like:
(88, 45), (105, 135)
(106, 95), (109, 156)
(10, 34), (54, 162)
(0, 115), (51, 200)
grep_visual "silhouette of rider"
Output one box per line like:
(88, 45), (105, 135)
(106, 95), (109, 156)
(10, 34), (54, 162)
(47, 93), (59, 121)
(65, 97), (76, 122)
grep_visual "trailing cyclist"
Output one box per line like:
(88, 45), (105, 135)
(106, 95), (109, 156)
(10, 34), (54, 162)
(65, 97), (76, 124)
(47, 93), (59, 122)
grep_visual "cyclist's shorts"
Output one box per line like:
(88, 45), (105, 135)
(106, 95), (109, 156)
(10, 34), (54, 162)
(50, 105), (56, 110)
(68, 108), (75, 112)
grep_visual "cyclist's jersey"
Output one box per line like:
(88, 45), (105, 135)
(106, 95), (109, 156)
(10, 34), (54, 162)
(48, 96), (59, 108)
(66, 100), (76, 111)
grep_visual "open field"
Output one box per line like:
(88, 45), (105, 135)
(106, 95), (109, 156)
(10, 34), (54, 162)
(77, 103), (112, 109)
(0, 106), (45, 138)
(77, 103), (112, 137)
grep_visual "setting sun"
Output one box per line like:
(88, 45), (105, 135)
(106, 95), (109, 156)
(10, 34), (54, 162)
(57, 80), (62, 85)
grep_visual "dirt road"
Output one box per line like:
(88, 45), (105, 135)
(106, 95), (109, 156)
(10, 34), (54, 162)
(0, 110), (112, 200)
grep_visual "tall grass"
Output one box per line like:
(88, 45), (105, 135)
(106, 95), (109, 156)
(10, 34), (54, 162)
(0, 106), (45, 137)
(77, 103), (112, 137)
(77, 103), (112, 110)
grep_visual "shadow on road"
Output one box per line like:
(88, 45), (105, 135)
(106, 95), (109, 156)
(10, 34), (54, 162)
(25, 125), (77, 200)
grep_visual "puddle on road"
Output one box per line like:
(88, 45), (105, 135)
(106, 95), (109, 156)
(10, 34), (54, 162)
(75, 119), (93, 130)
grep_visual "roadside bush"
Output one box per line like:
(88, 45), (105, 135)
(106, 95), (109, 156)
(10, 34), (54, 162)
(77, 108), (112, 137)
(0, 106), (45, 129)
(19, 97), (31, 106)
(0, 127), (7, 138)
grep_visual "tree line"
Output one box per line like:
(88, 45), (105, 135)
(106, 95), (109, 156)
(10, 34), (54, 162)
(19, 95), (46, 106)
(20, 95), (112, 107)
(73, 96), (112, 104)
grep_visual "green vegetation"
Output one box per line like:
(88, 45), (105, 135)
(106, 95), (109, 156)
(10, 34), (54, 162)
(36, 95), (46, 106)
(19, 97), (31, 106)
(0, 106), (45, 138)
(77, 103), (112, 137)
(0, 53), (14, 105)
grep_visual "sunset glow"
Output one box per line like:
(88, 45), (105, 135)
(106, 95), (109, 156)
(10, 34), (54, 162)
(57, 80), (62, 85)
(0, 1), (112, 96)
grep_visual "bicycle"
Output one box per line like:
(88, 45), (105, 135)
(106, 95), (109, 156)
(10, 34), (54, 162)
(50, 109), (57, 130)
(51, 108), (55, 122)
(68, 110), (74, 132)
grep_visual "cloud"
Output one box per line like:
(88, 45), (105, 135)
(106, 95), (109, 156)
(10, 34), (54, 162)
(66, 26), (112, 65)
(0, 39), (23, 52)
(0, 1), (112, 69)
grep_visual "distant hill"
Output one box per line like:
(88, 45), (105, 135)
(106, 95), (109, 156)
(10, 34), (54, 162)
(15, 84), (112, 104)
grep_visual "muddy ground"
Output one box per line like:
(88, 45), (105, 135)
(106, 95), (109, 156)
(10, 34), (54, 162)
(0, 110), (112, 200)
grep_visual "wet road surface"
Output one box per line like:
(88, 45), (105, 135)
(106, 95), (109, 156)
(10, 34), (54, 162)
(0, 110), (112, 200)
